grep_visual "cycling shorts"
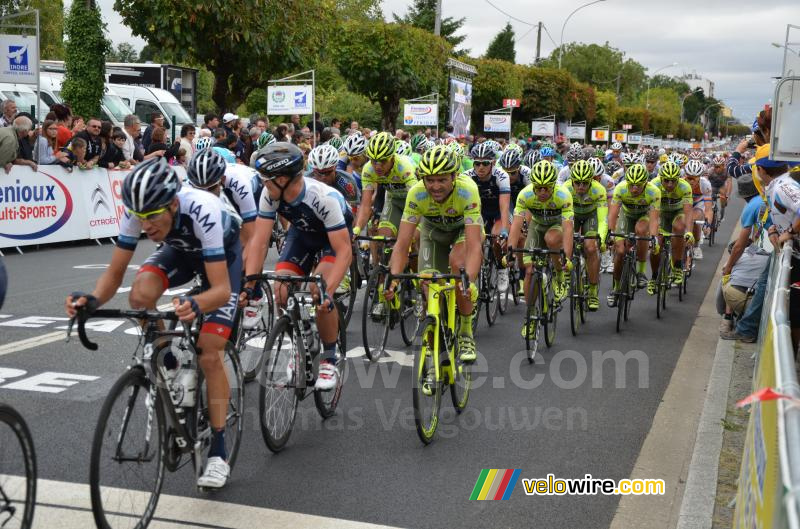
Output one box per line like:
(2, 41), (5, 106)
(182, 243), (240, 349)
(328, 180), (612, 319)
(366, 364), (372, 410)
(659, 210), (685, 235)
(137, 242), (242, 340)
(573, 213), (598, 237)
(614, 213), (649, 236)
(523, 221), (561, 265)
(277, 225), (351, 276)
(378, 195), (406, 235)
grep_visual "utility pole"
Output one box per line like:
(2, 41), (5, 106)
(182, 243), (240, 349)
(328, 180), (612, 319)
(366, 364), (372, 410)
(535, 21), (542, 64)
(434, 0), (442, 36)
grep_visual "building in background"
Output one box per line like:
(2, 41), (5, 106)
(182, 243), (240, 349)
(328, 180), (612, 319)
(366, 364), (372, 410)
(681, 71), (715, 98)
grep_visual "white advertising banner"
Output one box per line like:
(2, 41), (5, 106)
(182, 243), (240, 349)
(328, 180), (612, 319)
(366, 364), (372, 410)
(484, 114), (511, 133)
(403, 103), (438, 127)
(0, 34), (38, 84)
(566, 125), (586, 140)
(267, 85), (313, 115)
(531, 121), (554, 137)
(627, 133), (643, 144)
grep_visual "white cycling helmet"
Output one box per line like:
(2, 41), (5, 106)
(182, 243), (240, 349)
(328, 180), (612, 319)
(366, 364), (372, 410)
(620, 152), (636, 165)
(589, 157), (605, 177)
(684, 159), (705, 177)
(611, 142), (623, 151)
(308, 144), (340, 170)
(194, 136), (214, 151)
(343, 133), (367, 156)
(394, 140), (412, 156)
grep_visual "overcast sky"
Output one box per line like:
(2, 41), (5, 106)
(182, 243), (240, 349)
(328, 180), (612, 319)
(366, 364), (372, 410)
(89, 0), (796, 122)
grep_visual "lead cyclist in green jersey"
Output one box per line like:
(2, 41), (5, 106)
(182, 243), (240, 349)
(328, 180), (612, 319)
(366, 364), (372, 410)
(649, 161), (693, 292)
(385, 146), (483, 363)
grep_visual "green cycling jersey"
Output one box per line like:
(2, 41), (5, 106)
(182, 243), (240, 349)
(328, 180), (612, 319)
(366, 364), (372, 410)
(401, 174), (482, 232)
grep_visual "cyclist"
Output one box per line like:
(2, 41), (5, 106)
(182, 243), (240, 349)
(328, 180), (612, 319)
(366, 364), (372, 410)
(65, 157), (241, 489)
(384, 146), (482, 363)
(466, 141), (511, 293)
(607, 142), (623, 163)
(243, 142), (352, 391)
(563, 160), (608, 310)
(557, 149), (581, 185)
(684, 159), (713, 260)
(448, 141), (472, 173)
(308, 143), (361, 212)
(340, 132), (367, 190)
(606, 163), (661, 306)
(707, 154), (730, 218)
(644, 150), (660, 180)
(498, 148), (531, 293)
(395, 139), (413, 160)
(508, 160), (574, 337)
(409, 133), (426, 166)
(649, 161), (693, 293)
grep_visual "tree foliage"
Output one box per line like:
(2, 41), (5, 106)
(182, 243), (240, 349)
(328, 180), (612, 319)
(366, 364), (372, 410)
(334, 21), (450, 131)
(392, 0), (467, 53)
(61, 0), (109, 119)
(115, 0), (335, 112)
(485, 23), (515, 63)
(519, 66), (595, 123)
(106, 42), (138, 63)
(467, 57), (523, 125)
(0, 0), (64, 60)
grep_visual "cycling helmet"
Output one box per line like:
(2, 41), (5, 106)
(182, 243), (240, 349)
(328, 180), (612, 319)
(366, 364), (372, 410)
(589, 157), (605, 177)
(484, 139), (501, 153)
(505, 142), (524, 153)
(343, 133), (367, 156)
(529, 160), (557, 187)
(688, 151), (703, 161)
(327, 136), (343, 151)
(194, 136), (214, 151)
(308, 144), (340, 170)
(635, 153), (646, 164)
(540, 146), (555, 158)
(394, 140), (412, 157)
(523, 149), (540, 168)
(570, 160), (594, 183)
(606, 160), (622, 175)
(620, 152), (636, 165)
(581, 147), (595, 160)
(253, 142), (305, 181)
(712, 155), (725, 166)
(424, 139), (436, 152)
(471, 141), (496, 160)
(416, 146), (459, 177)
(668, 152), (683, 166)
(499, 149), (522, 170)
(442, 136), (456, 145)
(410, 133), (426, 152)
(644, 150), (659, 163)
(122, 157), (181, 213)
(658, 161), (682, 180)
(659, 154), (668, 163)
(684, 159), (705, 177)
(256, 131), (276, 150)
(447, 141), (465, 157)
(611, 142), (623, 151)
(365, 131), (395, 160)
(625, 164), (649, 186)
(187, 148), (226, 189)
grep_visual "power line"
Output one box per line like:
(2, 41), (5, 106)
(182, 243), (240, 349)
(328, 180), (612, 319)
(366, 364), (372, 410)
(482, 0), (535, 26)
(540, 23), (558, 48)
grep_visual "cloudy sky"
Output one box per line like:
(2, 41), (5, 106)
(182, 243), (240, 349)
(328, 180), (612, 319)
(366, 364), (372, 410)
(90, 0), (796, 121)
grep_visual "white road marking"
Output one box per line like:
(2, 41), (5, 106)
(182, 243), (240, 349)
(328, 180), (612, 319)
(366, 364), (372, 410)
(347, 346), (413, 367)
(4, 476), (401, 528)
(0, 331), (70, 357)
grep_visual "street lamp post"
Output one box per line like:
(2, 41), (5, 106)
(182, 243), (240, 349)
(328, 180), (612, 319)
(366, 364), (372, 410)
(559, 0), (607, 69)
(646, 62), (678, 110)
(700, 102), (722, 130)
(680, 87), (703, 123)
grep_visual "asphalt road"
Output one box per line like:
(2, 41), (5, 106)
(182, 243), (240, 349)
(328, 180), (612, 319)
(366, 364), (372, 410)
(0, 197), (741, 529)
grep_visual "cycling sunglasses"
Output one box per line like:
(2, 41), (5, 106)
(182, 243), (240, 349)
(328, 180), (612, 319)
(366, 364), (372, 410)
(473, 160), (494, 167)
(128, 206), (168, 220)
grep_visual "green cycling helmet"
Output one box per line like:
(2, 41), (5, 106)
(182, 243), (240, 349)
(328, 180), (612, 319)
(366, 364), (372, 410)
(529, 160), (557, 187)
(327, 136), (343, 151)
(625, 163), (649, 185)
(366, 132), (396, 161)
(410, 133), (426, 152)
(658, 161), (682, 181)
(417, 146), (459, 177)
(570, 160), (594, 183)
(256, 132), (276, 149)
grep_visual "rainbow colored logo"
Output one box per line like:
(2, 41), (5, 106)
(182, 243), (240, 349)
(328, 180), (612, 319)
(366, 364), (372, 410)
(470, 469), (521, 500)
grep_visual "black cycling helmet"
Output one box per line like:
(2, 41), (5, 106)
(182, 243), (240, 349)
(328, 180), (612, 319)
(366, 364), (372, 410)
(121, 157), (181, 213)
(253, 142), (305, 181)
(187, 148), (226, 189)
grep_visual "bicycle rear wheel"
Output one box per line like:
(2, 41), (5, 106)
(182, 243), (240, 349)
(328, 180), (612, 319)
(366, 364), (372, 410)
(569, 264), (580, 336)
(90, 367), (165, 529)
(485, 259), (500, 327)
(236, 279), (275, 382)
(361, 271), (390, 362)
(314, 303), (348, 419)
(399, 280), (420, 346)
(412, 316), (442, 444)
(524, 274), (541, 363)
(259, 317), (301, 453)
(543, 271), (557, 347)
(0, 404), (35, 529)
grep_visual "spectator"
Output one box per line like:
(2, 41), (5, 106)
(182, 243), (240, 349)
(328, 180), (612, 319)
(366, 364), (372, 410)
(145, 126), (169, 156)
(0, 116), (33, 172)
(291, 130), (304, 145)
(99, 128), (129, 169)
(306, 111), (323, 133)
(97, 120), (113, 161)
(34, 119), (70, 165)
(212, 128), (236, 163)
(243, 127), (260, 162)
(0, 100), (17, 127)
(141, 112), (164, 152)
(179, 124), (195, 159)
(14, 112), (36, 165)
(221, 113), (244, 160)
(291, 114), (301, 131)
(253, 117), (268, 133)
(71, 116), (85, 134)
(51, 103), (73, 149)
(203, 113), (219, 131)
(275, 123), (289, 143)
(350, 121), (359, 133)
(122, 114), (142, 163)
(71, 117), (103, 168)
(58, 136), (86, 171)
(319, 128), (333, 144)
(174, 147), (188, 167)
(330, 118), (341, 136)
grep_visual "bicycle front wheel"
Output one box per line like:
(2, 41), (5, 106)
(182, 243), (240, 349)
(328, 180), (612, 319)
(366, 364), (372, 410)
(90, 367), (165, 529)
(616, 261), (628, 333)
(543, 271), (557, 348)
(451, 315), (472, 413)
(260, 317), (301, 453)
(362, 271), (390, 362)
(0, 404), (36, 529)
(236, 279), (275, 382)
(525, 274), (541, 363)
(412, 316), (442, 444)
(314, 303), (348, 419)
(335, 260), (358, 330)
(485, 259), (499, 327)
(569, 264), (579, 336)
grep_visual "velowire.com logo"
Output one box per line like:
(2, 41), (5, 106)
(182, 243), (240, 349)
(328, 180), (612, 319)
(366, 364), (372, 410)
(469, 469), (521, 501)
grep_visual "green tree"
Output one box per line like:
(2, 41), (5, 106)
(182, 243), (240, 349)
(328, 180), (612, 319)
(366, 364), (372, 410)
(466, 57), (523, 126)
(0, 0), (64, 59)
(61, 0), (109, 118)
(334, 21), (450, 131)
(635, 86), (680, 122)
(485, 22), (515, 63)
(392, 0), (467, 53)
(517, 66), (595, 124)
(594, 90), (617, 126)
(115, 0), (335, 112)
(106, 42), (138, 62)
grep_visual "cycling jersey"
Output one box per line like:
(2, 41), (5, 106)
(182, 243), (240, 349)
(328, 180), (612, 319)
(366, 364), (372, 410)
(401, 174), (482, 231)
(687, 176), (712, 208)
(464, 166), (510, 222)
(304, 168), (361, 211)
(257, 177), (351, 234)
(508, 165), (531, 207)
(650, 176), (692, 212)
(707, 168), (727, 189)
(360, 154), (417, 199)
(611, 181), (661, 217)
(117, 186), (239, 262)
(223, 164), (259, 223)
(598, 173), (616, 200)
(563, 180), (608, 217)
(556, 165), (572, 186)
(514, 184), (574, 226)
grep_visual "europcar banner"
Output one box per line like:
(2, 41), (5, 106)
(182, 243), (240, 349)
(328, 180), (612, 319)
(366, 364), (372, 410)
(403, 104), (438, 127)
(484, 114), (511, 133)
(267, 85), (313, 115)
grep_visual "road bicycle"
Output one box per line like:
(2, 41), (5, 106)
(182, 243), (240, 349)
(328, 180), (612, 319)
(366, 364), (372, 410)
(512, 248), (564, 362)
(0, 402), (36, 529)
(69, 306), (243, 529)
(359, 235), (418, 361)
(385, 268), (471, 444)
(608, 232), (655, 333)
(251, 273), (347, 453)
(474, 234), (504, 330)
(708, 193), (721, 247)
(569, 234), (600, 336)
(652, 233), (687, 317)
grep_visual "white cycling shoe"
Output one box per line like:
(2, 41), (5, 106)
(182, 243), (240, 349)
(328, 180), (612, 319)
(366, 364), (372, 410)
(197, 457), (229, 489)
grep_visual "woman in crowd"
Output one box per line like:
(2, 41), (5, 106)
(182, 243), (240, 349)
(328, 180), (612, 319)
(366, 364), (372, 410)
(35, 119), (70, 165)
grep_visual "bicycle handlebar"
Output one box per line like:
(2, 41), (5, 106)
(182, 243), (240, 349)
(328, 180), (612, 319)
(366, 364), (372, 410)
(354, 235), (397, 244)
(245, 272), (328, 297)
(608, 232), (655, 242)
(67, 307), (181, 352)
(386, 267), (469, 296)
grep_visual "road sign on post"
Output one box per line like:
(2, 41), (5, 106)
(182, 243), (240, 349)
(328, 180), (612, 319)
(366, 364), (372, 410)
(502, 98), (520, 108)
(623, 124), (632, 130)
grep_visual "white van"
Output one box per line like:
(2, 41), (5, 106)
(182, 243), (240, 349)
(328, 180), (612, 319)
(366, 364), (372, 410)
(33, 73), (132, 128)
(0, 83), (49, 122)
(109, 84), (194, 132)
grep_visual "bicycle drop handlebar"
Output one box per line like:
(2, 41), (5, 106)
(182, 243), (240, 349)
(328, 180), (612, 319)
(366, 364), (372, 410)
(385, 267), (470, 296)
(245, 272), (328, 298)
(67, 307), (183, 351)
